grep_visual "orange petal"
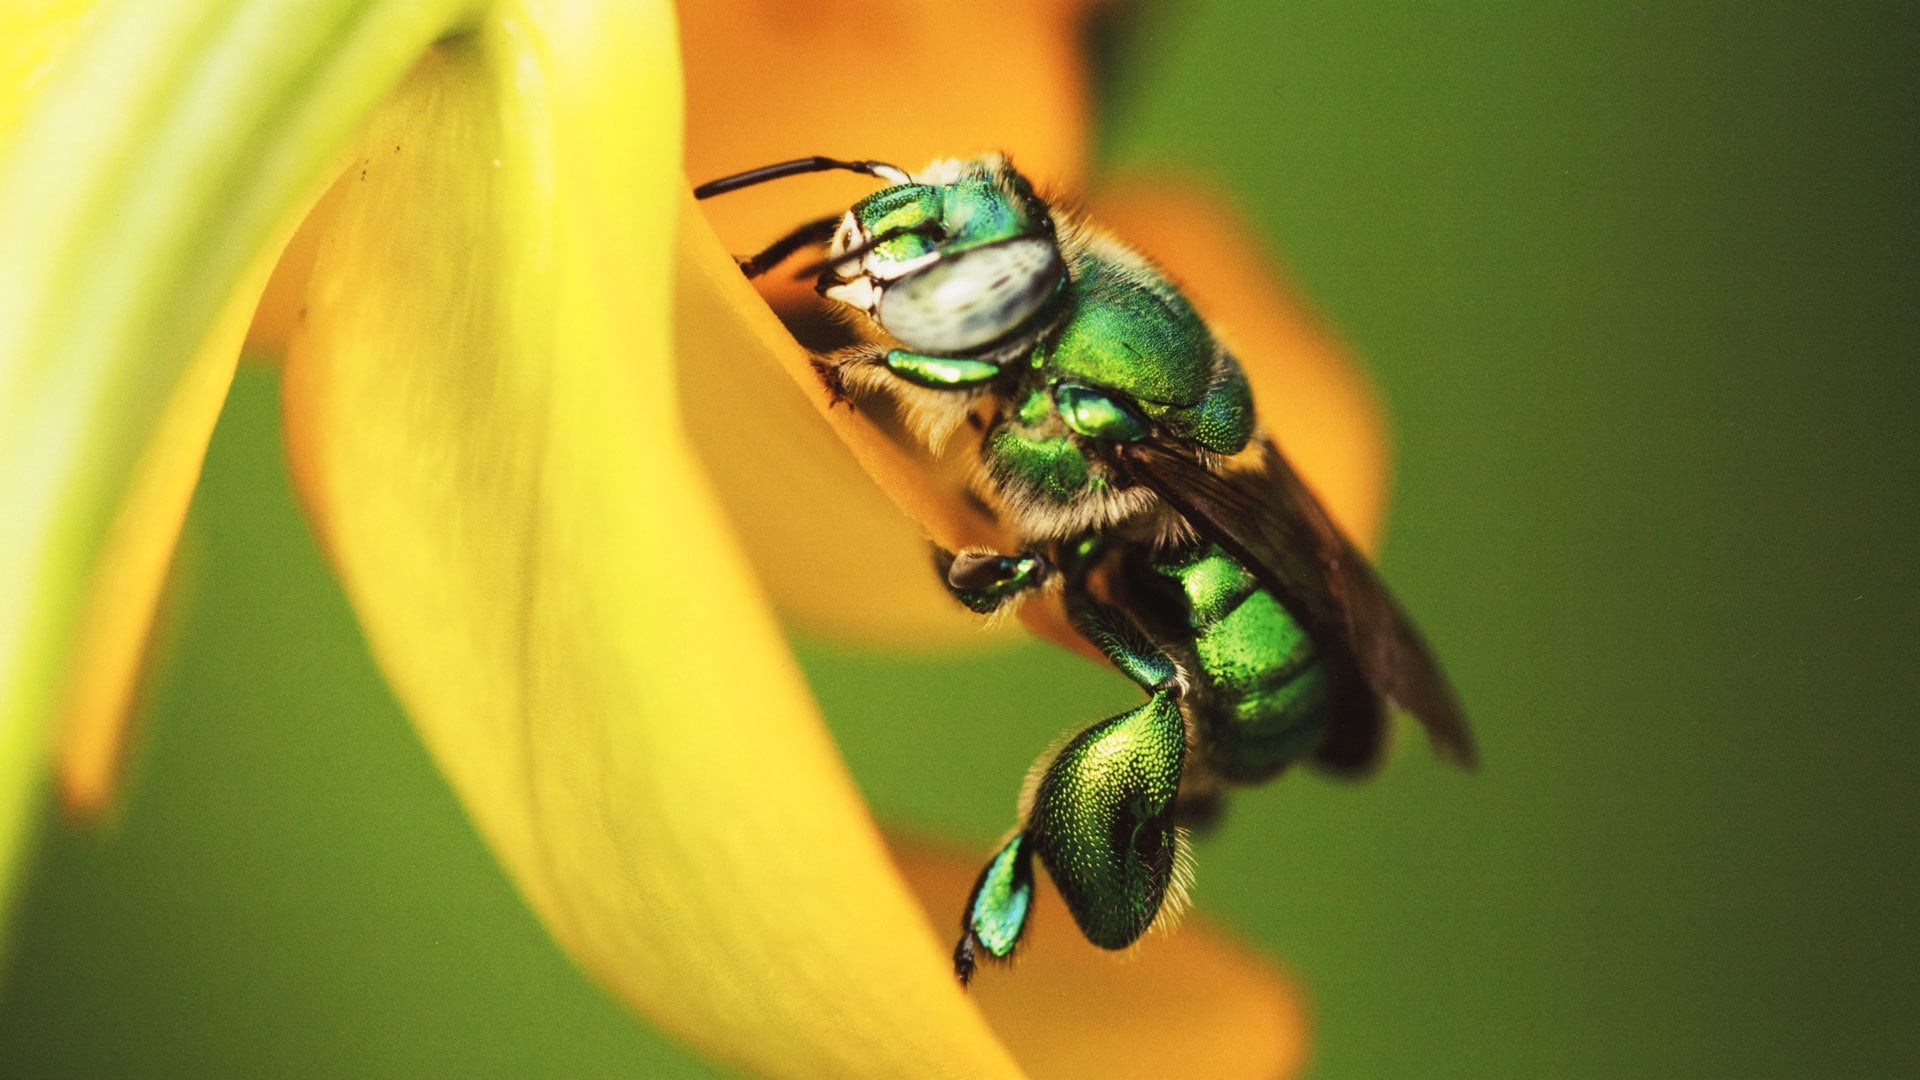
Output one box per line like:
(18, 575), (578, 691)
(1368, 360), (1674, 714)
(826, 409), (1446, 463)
(893, 837), (1310, 1080)
(681, 0), (1101, 311)
(1093, 179), (1391, 551)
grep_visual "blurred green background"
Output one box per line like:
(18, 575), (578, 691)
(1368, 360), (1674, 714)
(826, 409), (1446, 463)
(3, 2), (1914, 1077)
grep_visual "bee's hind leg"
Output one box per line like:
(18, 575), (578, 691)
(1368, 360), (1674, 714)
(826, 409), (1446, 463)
(955, 595), (1189, 982)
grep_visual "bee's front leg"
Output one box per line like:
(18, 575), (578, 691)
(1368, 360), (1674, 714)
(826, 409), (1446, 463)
(955, 594), (1190, 984)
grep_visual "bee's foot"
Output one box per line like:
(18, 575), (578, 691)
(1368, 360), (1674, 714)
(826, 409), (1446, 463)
(953, 933), (977, 987)
(810, 356), (851, 407)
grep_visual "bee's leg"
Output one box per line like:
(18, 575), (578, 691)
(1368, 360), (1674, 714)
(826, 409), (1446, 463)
(933, 547), (1052, 614)
(956, 598), (1188, 981)
(815, 346), (1000, 389)
(733, 213), (839, 279)
(953, 831), (1035, 986)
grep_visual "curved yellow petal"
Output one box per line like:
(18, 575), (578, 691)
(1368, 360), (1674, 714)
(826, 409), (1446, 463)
(893, 838), (1310, 1080)
(281, 10), (1022, 1078)
(1093, 179), (1391, 551)
(0, 0), (474, 919)
(51, 252), (255, 816)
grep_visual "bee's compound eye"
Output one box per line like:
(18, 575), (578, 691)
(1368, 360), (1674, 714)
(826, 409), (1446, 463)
(877, 237), (1063, 353)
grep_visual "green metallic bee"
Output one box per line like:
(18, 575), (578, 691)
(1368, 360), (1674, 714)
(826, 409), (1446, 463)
(695, 155), (1477, 984)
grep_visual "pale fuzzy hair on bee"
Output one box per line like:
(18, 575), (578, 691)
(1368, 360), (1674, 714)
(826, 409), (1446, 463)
(1054, 211), (1197, 326)
(979, 466), (1168, 541)
(908, 153), (1027, 193)
(1150, 828), (1199, 943)
(811, 337), (1179, 541)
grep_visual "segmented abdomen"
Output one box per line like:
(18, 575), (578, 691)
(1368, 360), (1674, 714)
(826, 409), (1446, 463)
(1152, 544), (1333, 783)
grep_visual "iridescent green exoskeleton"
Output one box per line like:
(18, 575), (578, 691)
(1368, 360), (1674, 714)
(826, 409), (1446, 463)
(695, 155), (1478, 984)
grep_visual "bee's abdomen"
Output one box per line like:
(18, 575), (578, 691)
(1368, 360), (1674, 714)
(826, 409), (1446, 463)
(1153, 546), (1334, 783)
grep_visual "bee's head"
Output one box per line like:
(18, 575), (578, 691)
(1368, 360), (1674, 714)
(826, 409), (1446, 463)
(820, 157), (1066, 354)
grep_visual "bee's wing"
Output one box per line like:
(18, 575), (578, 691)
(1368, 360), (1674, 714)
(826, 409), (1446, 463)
(1120, 437), (1478, 769)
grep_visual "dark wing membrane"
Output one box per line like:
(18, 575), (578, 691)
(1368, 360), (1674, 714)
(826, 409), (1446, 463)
(1307, 688), (1387, 778)
(1120, 438), (1478, 769)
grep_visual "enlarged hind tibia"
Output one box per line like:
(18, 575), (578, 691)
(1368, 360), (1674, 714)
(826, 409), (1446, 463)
(1030, 689), (1187, 950)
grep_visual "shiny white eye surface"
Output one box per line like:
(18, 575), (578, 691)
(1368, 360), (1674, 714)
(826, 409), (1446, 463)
(877, 238), (1064, 354)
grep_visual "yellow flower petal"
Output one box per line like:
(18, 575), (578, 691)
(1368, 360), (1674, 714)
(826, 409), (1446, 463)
(280, 9), (1021, 1077)
(0, 2), (98, 150)
(51, 253), (252, 816)
(1092, 179), (1391, 551)
(892, 838), (1310, 1080)
(0, 0), (473, 915)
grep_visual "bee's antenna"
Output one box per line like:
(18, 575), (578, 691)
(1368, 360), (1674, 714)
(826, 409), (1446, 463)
(693, 156), (910, 200)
